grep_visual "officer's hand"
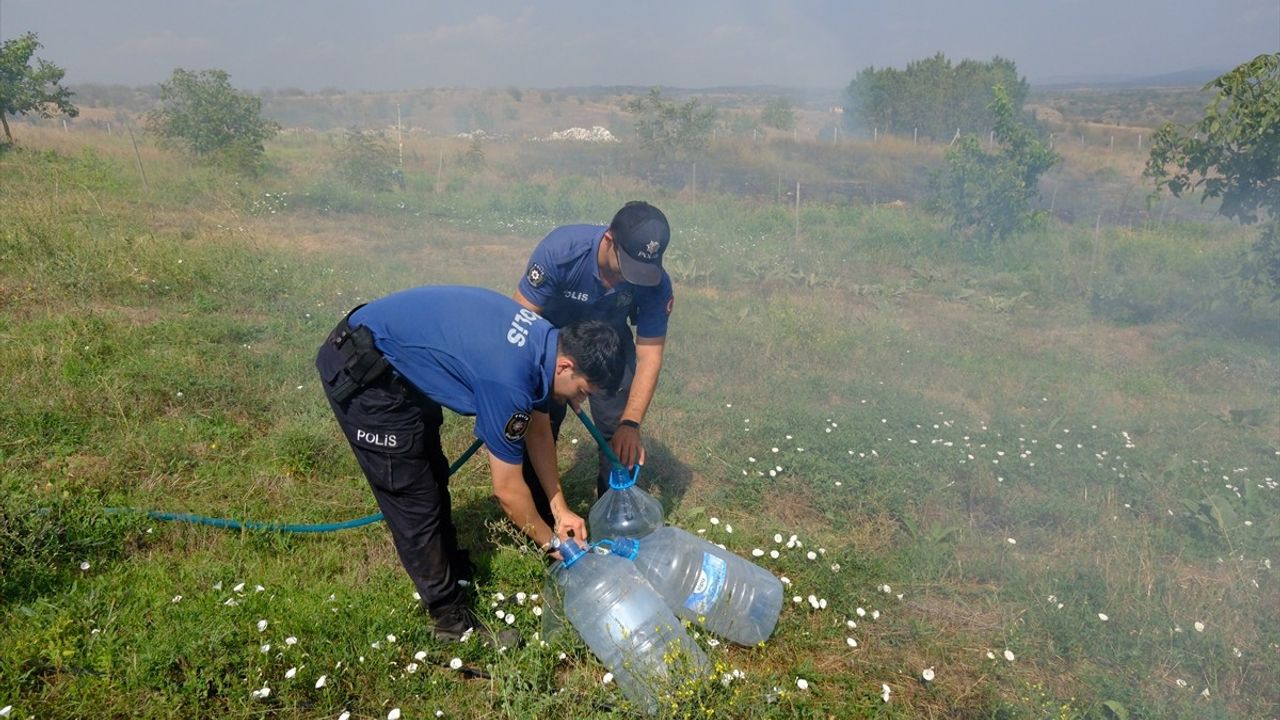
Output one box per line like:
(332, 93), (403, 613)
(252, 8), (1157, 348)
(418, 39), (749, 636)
(555, 509), (588, 544)
(610, 424), (645, 468)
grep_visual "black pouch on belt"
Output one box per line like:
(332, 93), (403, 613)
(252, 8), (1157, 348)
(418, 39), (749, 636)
(329, 323), (391, 404)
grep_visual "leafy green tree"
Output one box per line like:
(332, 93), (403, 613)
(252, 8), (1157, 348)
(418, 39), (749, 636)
(1146, 53), (1280, 297)
(760, 96), (795, 131)
(0, 32), (78, 143)
(625, 88), (717, 158)
(845, 54), (1027, 140)
(930, 84), (1060, 244)
(147, 68), (278, 173)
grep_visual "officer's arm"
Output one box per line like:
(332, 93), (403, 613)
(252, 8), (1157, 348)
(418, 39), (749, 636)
(488, 453), (557, 549)
(513, 288), (544, 315)
(611, 336), (666, 467)
(524, 411), (587, 540)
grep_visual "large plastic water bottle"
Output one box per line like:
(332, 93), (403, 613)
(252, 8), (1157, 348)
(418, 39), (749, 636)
(588, 465), (663, 541)
(610, 526), (784, 646)
(552, 538), (709, 713)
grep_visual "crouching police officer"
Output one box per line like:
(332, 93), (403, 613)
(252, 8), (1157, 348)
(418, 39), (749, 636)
(515, 201), (674, 520)
(316, 285), (623, 646)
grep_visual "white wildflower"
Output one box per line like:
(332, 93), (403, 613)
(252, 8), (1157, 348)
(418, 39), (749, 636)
(796, 677), (809, 690)
(449, 657), (463, 670)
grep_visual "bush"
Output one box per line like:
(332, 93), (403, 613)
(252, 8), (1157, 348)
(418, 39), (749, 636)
(336, 128), (399, 193)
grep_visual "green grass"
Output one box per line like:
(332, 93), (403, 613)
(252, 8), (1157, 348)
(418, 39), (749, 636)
(1, 131), (1277, 719)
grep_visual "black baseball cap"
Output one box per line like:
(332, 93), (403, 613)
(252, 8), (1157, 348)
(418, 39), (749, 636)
(608, 201), (669, 287)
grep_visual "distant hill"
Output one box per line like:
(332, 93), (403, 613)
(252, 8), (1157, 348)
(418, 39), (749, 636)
(1034, 66), (1226, 90)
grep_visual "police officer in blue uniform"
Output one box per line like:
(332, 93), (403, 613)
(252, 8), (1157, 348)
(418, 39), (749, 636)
(316, 285), (622, 644)
(515, 201), (674, 517)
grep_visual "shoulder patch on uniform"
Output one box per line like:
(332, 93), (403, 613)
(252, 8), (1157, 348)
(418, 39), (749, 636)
(504, 411), (532, 441)
(616, 289), (634, 308)
(527, 263), (547, 288)
(665, 293), (675, 316)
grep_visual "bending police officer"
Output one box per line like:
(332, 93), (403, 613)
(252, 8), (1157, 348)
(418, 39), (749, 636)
(316, 285), (623, 644)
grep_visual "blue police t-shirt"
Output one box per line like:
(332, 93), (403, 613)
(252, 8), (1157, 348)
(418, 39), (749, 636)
(518, 224), (674, 338)
(349, 286), (557, 464)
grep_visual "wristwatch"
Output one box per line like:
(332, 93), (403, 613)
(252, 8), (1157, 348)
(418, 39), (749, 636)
(620, 419), (640, 429)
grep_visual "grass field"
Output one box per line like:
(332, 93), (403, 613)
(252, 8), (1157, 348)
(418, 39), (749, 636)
(1, 126), (1277, 720)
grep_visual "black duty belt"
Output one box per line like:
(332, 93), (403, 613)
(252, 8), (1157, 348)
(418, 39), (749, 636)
(329, 311), (394, 404)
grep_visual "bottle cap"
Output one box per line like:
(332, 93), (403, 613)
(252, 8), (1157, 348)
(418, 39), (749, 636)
(610, 537), (640, 560)
(558, 538), (588, 567)
(607, 464), (642, 490)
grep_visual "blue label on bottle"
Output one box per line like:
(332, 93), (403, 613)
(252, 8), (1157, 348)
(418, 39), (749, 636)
(683, 552), (727, 615)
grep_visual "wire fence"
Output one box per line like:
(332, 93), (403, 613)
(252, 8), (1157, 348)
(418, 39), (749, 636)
(20, 114), (1227, 228)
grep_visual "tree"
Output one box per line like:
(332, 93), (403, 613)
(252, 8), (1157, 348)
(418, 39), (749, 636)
(844, 54), (1027, 141)
(1145, 53), (1280, 297)
(760, 96), (795, 131)
(0, 32), (78, 143)
(625, 88), (717, 158)
(147, 68), (278, 173)
(930, 84), (1060, 244)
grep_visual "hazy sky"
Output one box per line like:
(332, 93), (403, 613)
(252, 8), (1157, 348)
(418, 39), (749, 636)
(4, 0), (1278, 90)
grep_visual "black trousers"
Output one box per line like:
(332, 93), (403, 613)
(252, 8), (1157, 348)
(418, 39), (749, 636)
(521, 330), (636, 526)
(316, 328), (466, 617)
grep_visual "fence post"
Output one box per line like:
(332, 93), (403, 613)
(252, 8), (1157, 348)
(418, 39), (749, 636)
(794, 181), (800, 244)
(950, 128), (961, 146)
(126, 124), (149, 194)
(397, 104), (404, 174)
(1137, 134), (1143, 150)
(873, 127), (878, 143)
(1109, 135), (1114, 152)
(989, 130), (995, 146)
(691, 162), (696, 206)
(913, 127), (918, 145)
(833, 126), (838, 145)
